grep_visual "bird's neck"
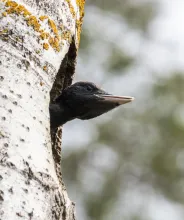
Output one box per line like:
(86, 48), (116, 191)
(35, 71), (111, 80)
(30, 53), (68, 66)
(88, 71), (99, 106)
(49, 103), (74, 128)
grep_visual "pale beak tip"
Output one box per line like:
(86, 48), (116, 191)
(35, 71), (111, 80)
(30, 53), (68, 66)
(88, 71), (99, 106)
(99, 95), (135, 105)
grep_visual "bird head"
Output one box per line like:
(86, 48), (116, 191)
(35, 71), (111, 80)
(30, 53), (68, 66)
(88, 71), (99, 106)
(56, 81), (134, 120)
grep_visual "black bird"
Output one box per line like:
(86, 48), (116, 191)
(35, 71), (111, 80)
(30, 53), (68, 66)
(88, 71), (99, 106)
(50, 81), (134, 128)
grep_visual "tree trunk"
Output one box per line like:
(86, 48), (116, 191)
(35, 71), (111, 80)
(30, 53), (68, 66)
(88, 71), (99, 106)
(0, 0), (85, 219)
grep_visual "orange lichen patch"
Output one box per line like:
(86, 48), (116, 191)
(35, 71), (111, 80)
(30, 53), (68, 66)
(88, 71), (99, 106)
(6, 7), (16, 14)
(65, 0), (76, 18)
(48, 19), (58, 35)
(43, 43), (49, 50)
(26, 15), (41, 31)
(2, 12), (7, 16)
(48, 36), (60, 51)
(61, 30), (72, 43)
(54, 37), (60, 51)
(16, 5), (31, 17)
(40, 32), (49, 40)
(5, 2), (31, 17)
(65, 0), (86, 46)
(1, 0), (71, 51)
(56, 47), (60, 52)
(40, 81), (44, 86)
(76, 0), (85, 13)
(48, 37), (53, 44)
(5, 0), (18, 7)
(43, 66), (47, 71)
(39, 15), (48, 21)
(76, 0), (85, 46)
(39, 29), (44, 33)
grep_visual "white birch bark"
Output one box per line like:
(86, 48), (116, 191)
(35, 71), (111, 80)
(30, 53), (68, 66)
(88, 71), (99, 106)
(0, 0), (84, 219)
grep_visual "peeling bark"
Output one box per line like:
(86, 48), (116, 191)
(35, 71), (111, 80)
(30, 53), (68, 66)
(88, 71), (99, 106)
(0, 0), (85, 219)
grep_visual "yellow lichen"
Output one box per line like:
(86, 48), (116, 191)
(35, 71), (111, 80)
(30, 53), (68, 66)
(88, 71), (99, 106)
(76, 0), (85, 13)
(48, 37), (53, 45)
(48, 19), (58, 35)
(1, 0), (75, 51)
(65, 0), (76, 18)
(40, 32), (49, 40)
(26, 15), (41, 31)
(43, 66), (47, 71)
(2, 12), (7, 16)
(56, 47), (60, 51)
(61, 30), (72, 43)
(76, 0), (85, 45)
(5, 0), (18, 7)
(40, 81), (44, 86)
(6, 7), (16, 14)
(43, 43), (49, 50)
(53, 37), (60, 51)
(65, 0), (86, 46)
(15, 5), (29, 16)
(39, 15), (48, 21)
(48, 36), (60, 51)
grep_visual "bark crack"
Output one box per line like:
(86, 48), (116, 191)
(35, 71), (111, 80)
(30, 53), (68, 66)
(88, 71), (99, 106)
(50, 37), (77, 186)
(49, 37), (77, 219)
(0, 160), (59, 190)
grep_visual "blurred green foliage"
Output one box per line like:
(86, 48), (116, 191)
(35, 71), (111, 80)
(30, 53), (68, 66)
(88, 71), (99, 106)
(106, 47), (134, 73)
(87, 0), (156, 31)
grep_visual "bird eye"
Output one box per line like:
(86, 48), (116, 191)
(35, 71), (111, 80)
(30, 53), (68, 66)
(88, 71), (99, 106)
(86, 86), (93, 91)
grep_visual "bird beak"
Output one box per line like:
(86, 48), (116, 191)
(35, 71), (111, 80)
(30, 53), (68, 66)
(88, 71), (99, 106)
(99, 95), (134, 105)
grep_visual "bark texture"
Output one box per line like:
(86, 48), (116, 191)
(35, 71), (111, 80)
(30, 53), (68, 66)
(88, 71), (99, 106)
(0, 0), (85, 219)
